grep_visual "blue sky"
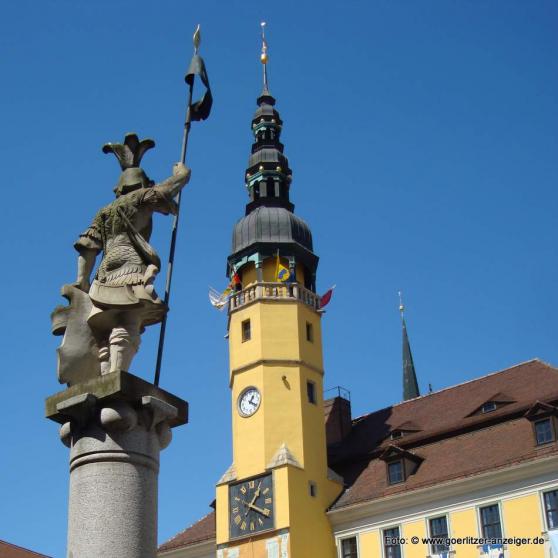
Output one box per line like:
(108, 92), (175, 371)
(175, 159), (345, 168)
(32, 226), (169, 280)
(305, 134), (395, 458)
(1, 1), (557, 556)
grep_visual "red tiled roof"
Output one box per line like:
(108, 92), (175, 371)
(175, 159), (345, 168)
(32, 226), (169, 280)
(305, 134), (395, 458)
(159, 511), (215, 552)
(330, 359), (558, 464)
(333, 415), (558, 509)
(330, 359), (558, 509)
(0, 540), (50, 558)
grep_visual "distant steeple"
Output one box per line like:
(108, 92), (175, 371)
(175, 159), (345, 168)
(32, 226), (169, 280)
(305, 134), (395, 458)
(399, 292), (420, 400)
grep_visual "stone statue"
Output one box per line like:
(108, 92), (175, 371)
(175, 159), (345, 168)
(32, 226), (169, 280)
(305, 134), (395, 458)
(52, 133), (190, 383)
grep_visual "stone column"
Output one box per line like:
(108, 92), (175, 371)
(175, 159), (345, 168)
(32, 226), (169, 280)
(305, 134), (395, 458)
(46, 371), (188, 558)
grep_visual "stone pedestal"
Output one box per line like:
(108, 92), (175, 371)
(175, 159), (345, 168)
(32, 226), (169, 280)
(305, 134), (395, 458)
(46, 371), (188, 558)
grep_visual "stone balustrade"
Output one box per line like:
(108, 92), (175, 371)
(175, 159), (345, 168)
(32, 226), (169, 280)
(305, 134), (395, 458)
(228, 282), (320, 311)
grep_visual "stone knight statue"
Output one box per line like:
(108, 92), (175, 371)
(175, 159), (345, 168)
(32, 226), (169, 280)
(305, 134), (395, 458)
(52, 133), (190, 383)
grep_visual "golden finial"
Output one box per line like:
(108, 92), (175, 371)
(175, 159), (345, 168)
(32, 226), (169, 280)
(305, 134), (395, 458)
(260, 21), (270, 92)
(193, 24), (201, 55)
(398, 291), (405, 314)
(260, 22), (268, 64)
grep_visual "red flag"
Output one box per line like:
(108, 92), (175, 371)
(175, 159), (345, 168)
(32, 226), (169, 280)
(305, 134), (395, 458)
(319, 285), (336, 309)
(232, 272), (241, 285)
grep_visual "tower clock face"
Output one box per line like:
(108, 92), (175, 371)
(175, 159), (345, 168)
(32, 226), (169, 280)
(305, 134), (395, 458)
(237, 387), (261, 417)
(229, 474), (274, 538)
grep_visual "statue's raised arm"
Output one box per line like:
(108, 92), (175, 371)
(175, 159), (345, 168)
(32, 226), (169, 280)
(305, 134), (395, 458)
(52, 133), (190, 385)
(155, 162), (191, 199)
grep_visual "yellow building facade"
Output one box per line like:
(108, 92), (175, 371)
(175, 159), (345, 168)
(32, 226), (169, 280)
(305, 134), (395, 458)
(331, 452), (558, 558)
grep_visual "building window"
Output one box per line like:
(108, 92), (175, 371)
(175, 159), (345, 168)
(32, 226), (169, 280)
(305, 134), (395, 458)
(241, 319), (251, 342)
(383, 526), (402, 558)
(340, 536), (358, 558)
(390, 430), (403, 440)
(307, 381), (316, 404)
(482, 401), (497, 413)
(306, 321), (314, 342)
(428, 516), (449, 554)
(387, 460), (405, 485)
(479, 504), (502, 539)
(535, 418), (555, 445)
(544, 489), (558, 529)
(308, 481), (317, 497)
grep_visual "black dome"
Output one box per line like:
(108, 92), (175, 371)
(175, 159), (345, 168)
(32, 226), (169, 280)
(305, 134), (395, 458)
(232, 206), (313, 254)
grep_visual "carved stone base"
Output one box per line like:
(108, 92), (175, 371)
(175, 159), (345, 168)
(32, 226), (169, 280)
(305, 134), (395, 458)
(45, 372), (188, 558)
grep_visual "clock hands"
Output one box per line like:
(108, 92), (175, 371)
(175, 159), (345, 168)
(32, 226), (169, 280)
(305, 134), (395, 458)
(241, 499), (271, 517)
(244, 482), (262, 516)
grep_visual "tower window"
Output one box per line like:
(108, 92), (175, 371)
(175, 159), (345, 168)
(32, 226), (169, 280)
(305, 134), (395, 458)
(340, 536), (358, 558)
(267, 177), (275, 196)
(241, 319), (251, 342)
(306, 322), (314, 342)
(308, 481), (317, 497)
(387, 460), (405, 484)
(307, 380), (316, 404)
(535, 418), (555, 445)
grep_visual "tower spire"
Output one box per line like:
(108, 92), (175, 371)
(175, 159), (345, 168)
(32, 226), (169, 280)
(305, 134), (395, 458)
(226, 25), (318, 292)
(399, 292), (420, 401)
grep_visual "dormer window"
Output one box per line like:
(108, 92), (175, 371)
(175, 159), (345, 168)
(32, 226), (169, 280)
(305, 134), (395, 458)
(468, 393), (516, 417)
(380, 445), (423, 486)
(481, 401), (497, 413)
(535, 418), (555, 445)
(524, 401), (558, 446)
(387, 460), (405, 484)
(386, 422), (421, 442)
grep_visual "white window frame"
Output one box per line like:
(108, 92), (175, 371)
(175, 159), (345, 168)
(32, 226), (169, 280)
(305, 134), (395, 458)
(424, 512), (452, 557)
(540, 486), (558, 531)
(477, 501), (504, 539)
(337, 534), (360, 558)
(381, 524), (405, 558)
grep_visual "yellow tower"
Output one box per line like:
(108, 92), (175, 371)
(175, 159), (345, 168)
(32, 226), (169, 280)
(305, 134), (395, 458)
(214, 24), (343, 558)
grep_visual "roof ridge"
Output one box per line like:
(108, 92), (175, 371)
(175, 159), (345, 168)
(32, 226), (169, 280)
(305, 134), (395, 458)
(352, 359), (556, 423)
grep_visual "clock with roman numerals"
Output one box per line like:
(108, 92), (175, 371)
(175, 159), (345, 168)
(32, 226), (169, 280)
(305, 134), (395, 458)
(229, 473), (274, 539)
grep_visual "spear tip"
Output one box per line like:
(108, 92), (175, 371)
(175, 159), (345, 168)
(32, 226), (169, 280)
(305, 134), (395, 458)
(193, 24), (201, 54)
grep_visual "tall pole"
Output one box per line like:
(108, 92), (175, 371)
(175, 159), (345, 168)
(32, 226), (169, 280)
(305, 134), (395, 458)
(154, 25), (201, 387)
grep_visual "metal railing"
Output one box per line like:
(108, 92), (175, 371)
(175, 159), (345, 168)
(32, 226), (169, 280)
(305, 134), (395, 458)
(228, 282), (320, 311)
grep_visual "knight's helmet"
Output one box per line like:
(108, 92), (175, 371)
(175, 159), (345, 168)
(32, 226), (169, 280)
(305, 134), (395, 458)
(103, 133), (156, 196)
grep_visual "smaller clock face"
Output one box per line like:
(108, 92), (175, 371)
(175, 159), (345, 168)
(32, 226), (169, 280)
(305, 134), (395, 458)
(229, 474), (274, 538)
(238, 387), (261, 417)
